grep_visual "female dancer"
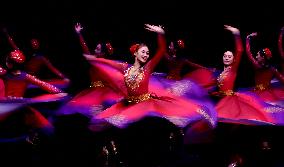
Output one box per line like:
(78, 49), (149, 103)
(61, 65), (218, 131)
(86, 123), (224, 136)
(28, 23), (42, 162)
(84, 24), (216, 130)
(214, 25), (283, 125)
(246, 32), (284, 107)
(165, 39), (216, 90)
(148, 37), (216, 102)
(0, 48), (67, 144)
(2, 28), (70, 89)
(57, 23), (124, 128)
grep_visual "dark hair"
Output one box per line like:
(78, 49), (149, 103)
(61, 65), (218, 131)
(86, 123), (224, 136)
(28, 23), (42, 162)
(258, 48), (272, 60)
(256, 48), (273, 68)
(168, 40), (186, 59)
(129, 43), (147, 56)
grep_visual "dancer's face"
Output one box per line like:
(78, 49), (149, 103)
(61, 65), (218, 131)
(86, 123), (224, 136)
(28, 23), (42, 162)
(134, 46), (150, 64)
(223, 51), (234, 65)
(256, 51), (265, 65)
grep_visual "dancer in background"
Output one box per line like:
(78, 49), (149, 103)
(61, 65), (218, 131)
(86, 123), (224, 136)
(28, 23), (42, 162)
(243, 33), (284, 122)
(2, 28), (70, 89)
(57, 22), (124, 130)
(1, 27), (67, 139)
(74, 22), (115, 85)
(166, 39), (216, 90)
(212, 25), (279, 125)
(0, 49), (66, 144)
(278, 26), (284, 74)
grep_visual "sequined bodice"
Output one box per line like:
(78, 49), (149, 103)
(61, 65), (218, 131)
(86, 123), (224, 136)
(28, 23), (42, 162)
(124, 66), (149, 96)
(217, 66), (236, 91)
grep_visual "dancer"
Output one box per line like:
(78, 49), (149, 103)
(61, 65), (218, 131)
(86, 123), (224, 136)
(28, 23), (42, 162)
(213, 25), (279, 125)
(165, 39), (216, 90)
(246, 32), (284, 107)
(2, 28), (70, 89)
(84, 24), (216, 130)
(57, 23), (124, 129)
(0, 40), (67, 144)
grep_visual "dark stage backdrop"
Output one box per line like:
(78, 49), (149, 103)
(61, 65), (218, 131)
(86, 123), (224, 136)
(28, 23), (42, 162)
(0, 1), (283, 94)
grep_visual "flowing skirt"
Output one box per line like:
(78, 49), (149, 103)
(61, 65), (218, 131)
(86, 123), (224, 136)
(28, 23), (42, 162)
(57, 86), (123, 119)
(92, 93), (216, 129)
(216, 92), (284, 125)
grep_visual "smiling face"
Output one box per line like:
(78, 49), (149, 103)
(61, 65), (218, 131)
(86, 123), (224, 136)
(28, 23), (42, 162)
(134, 46), (150, 64)
(223, 51), (234, 66)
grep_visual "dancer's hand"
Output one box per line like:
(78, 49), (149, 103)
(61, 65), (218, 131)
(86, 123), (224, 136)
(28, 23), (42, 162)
(247, 32), (257, 38)
(224, 25), (240, 35)
(144, 24), (165, 34)
(75, 23), (83, 33)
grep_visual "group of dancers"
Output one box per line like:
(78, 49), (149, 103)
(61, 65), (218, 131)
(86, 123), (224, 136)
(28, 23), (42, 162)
(1, 22), (284, 164)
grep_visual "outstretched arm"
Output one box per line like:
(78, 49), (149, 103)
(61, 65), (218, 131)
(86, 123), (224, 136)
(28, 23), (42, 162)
(25, 73), (63, 93)
(74, 23), (91, 54)
(84, 54), (128, 73)
(278, 27), (284, 59)
(2, 28), (20, 50)
(225, 25), (243, 71)
(41, 56), (68, 79)
(246, 32), (261, 68)
(144, 24), (166, 73)
(184, 59), (211, 70)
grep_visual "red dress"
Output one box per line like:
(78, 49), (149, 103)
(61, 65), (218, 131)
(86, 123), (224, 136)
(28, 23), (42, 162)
(3, 71), (64, 128)
(89, 34), (216, 129)
(162, 53), (216, 90)
(57, 64), (125, 120)
(250, 69), (284, 106)
(0, 67), (27, 121)
(57, 30), (125, 122)
(215, 33), (282, 125)
(215, 67), (277, 125)
(25, 53), (69, 89)
(245, 37), (284, 106)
